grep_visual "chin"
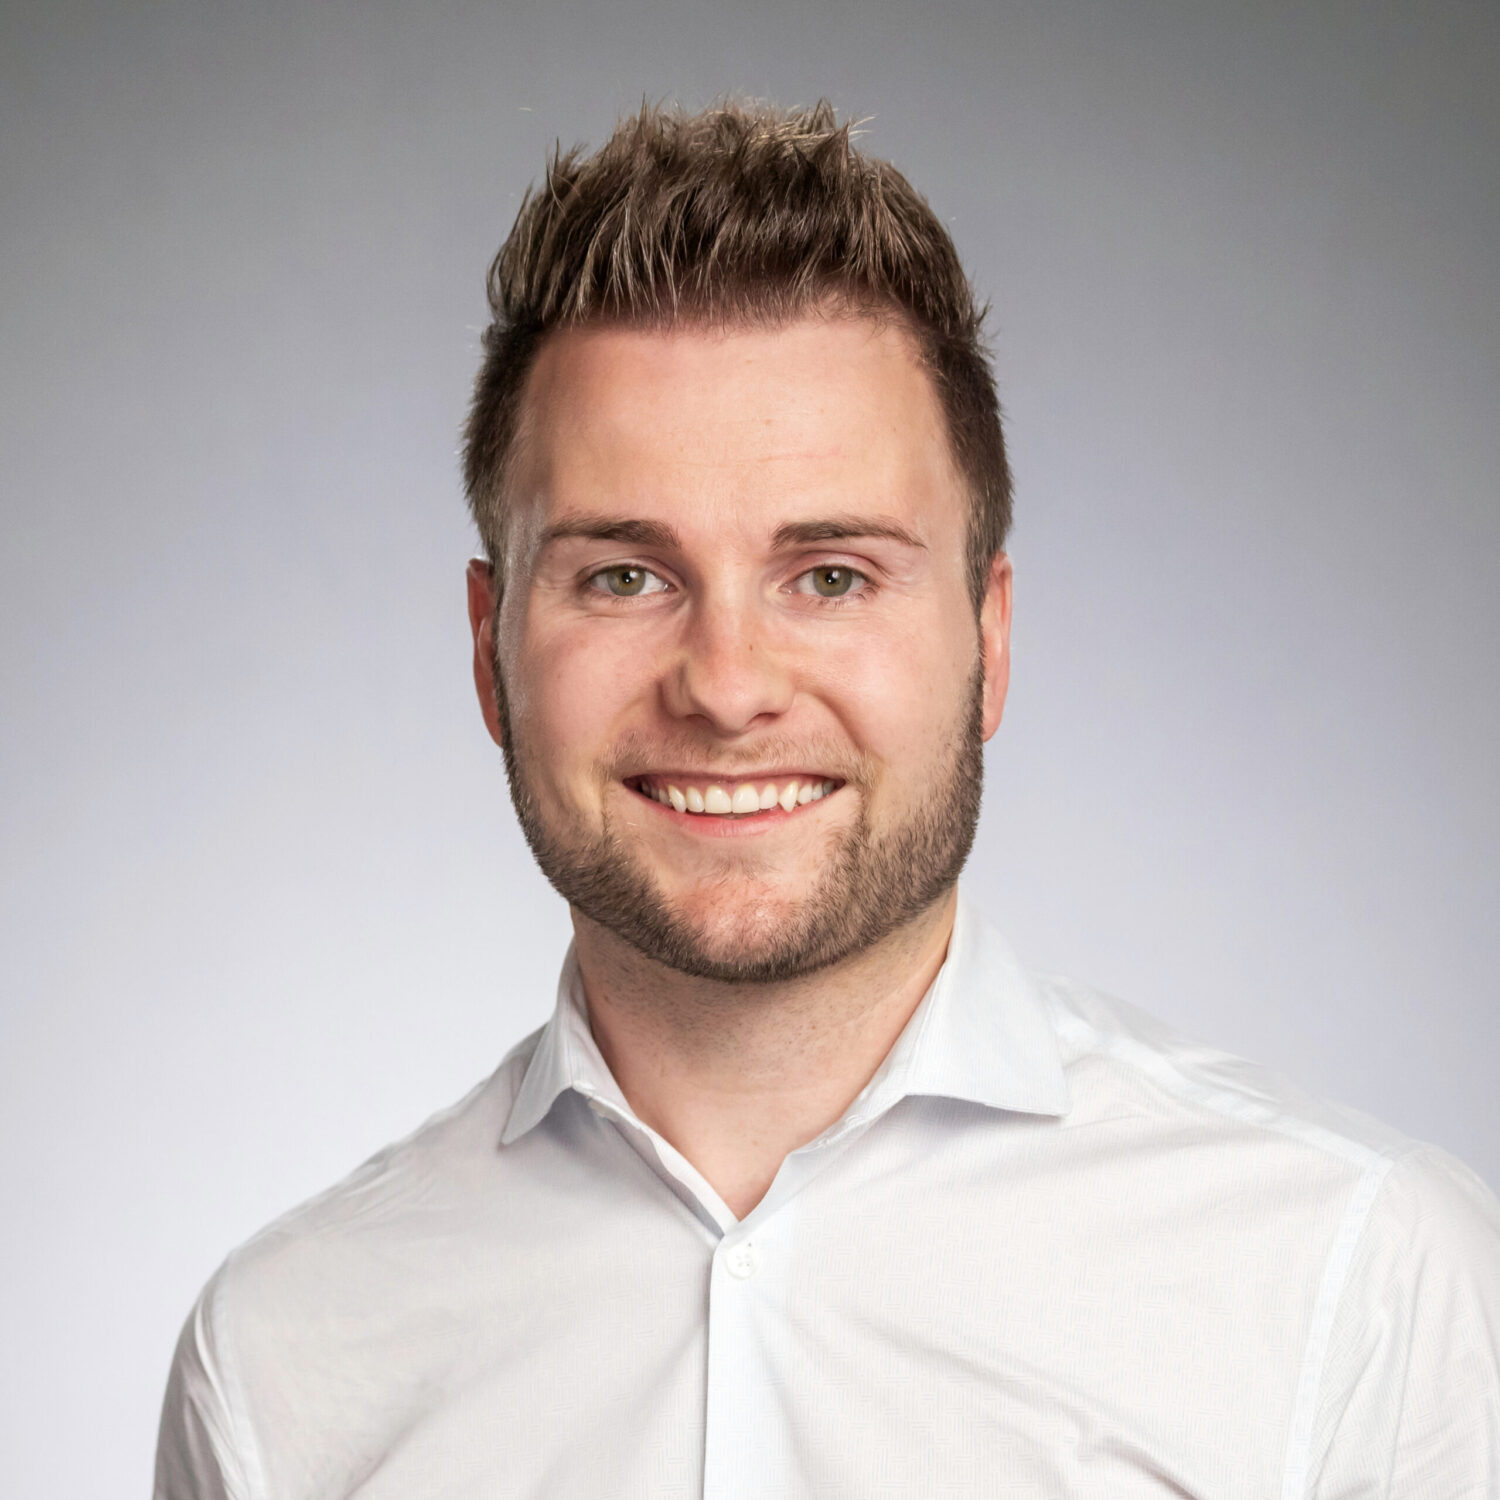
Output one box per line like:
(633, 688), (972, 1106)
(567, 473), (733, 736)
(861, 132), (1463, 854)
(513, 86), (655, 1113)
(623, 869), (883, 984)
(659, 875), (813, 954)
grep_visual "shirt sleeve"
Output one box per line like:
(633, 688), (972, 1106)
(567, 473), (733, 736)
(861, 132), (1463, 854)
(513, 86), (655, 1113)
(1309, 1145), (1500, 1498)
(154, 1274), (254, 1500)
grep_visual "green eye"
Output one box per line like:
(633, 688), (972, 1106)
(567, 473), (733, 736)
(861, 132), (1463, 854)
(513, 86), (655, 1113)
(809, 566), (856, 597)
(593, 565), (658, 596)
(789, 565), (869, 600)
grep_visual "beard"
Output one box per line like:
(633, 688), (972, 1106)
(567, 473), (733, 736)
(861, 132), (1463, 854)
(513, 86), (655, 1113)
(494, 658), (985, 984)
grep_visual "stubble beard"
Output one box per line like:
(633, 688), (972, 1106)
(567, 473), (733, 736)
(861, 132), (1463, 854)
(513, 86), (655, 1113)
(493, 658), (985, 984)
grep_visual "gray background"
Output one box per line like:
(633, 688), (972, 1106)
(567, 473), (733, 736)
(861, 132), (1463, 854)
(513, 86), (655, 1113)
(2, 0), (1496, 1490)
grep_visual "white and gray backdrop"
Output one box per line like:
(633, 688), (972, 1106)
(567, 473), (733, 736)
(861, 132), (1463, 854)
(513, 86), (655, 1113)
(2, 0), (1496, 1491)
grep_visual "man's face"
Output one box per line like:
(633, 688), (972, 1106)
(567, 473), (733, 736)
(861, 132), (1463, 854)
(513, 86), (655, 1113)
(468, 313), (1012, 982)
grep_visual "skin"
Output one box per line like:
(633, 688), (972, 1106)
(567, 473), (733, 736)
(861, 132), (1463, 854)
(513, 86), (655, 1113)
(467, 312), (1012, 1218)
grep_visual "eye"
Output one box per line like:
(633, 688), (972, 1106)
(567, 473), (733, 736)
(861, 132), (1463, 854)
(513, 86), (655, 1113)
(791, 565), (869, 599)
(587, 565), (668, 598)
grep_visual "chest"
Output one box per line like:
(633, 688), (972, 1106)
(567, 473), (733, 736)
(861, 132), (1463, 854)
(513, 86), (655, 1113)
(246, 1114), (1345, 1498)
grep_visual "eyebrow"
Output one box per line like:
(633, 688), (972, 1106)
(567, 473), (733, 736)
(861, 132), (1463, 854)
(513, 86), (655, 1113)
(535, 513), (927, 554)
(771, 516), (927, 551)
(537, 516), (683, 550)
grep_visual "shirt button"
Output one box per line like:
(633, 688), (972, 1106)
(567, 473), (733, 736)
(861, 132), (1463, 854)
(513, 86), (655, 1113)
(586, 1098), (608, 1118)
(723, 1242), (760, 1279)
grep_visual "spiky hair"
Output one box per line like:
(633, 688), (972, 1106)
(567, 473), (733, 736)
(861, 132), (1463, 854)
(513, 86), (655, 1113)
(464, 100), (1011, 605)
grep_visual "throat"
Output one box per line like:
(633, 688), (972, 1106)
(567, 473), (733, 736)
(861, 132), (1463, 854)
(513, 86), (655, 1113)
(569, 890), (959, 1217)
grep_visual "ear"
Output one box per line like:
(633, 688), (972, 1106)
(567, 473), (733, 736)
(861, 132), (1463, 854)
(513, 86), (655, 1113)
(466, 558), (505, 750)
(979, 552), (1013, 742)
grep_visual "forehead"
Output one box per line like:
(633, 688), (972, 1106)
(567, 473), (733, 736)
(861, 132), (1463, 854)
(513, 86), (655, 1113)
(512, 314), (965, 545)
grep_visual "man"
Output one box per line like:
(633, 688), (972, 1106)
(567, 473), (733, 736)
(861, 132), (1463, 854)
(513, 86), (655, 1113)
(157, 101), (1500, 1498)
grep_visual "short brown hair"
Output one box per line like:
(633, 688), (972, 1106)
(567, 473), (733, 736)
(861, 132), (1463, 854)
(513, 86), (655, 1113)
(463, 100), (1011, 607)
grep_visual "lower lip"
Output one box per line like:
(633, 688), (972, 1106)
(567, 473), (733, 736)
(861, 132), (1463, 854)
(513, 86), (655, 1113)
(625, 784), (838, 837)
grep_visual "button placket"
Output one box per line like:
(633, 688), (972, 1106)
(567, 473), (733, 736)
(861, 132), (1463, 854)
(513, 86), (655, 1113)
(722, 1240), (760, 1279)
(704, 1232), (774, 1498)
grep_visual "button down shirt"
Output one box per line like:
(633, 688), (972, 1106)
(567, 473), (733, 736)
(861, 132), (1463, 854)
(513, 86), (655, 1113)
(156, 896), (1500, 1498)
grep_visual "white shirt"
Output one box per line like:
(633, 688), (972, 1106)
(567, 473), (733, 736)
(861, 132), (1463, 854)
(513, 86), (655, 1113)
(156, 896), (1500, 1498)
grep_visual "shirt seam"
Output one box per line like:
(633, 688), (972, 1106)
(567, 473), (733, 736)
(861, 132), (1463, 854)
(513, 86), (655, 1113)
(1049, 1006), (1389, 1173)
(1053, 1005), (1413, 1500)
(1277, 1155), (1393, 1500)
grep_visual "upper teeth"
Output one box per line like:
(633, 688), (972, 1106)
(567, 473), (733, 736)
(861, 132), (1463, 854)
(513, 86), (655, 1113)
(636, 777), (837, 816)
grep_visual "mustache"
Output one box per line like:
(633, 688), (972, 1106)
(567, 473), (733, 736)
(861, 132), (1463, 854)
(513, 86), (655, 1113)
(604, 731), (870, 782)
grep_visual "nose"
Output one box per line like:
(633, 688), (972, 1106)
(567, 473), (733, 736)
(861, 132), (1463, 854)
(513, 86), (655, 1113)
(661, 590), (794, 736)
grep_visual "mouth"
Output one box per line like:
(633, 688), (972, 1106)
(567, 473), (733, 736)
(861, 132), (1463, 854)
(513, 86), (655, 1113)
(623, 773), (843, 819)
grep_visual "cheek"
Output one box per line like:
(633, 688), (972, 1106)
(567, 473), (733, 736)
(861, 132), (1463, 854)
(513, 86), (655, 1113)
(503, 618), (654, 781)
(816, 610), (978, 776)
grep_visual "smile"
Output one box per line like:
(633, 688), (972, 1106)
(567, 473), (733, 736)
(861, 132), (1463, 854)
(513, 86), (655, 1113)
(625, 774), (842, 817)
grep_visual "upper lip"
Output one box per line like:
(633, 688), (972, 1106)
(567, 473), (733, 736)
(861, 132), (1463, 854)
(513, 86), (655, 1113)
(626, 769), (838, 781)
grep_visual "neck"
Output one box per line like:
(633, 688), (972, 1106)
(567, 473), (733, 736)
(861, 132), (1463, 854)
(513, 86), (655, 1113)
(571, 887), (959, 1220)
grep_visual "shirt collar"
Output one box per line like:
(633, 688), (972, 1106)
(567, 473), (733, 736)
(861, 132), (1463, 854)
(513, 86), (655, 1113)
(500, 943), (622, 1145)
(499, 888), (1071, 1147)
(857, 890), (1072, 1121)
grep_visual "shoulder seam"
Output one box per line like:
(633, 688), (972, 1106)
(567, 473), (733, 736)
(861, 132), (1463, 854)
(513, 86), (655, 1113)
(1277, 1157), (1394, 1500)
(1050, 1000), (1394, 1174)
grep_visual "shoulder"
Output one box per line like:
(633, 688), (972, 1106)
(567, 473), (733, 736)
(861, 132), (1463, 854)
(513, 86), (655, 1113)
(232, 1026), (541, 1265)
(1031, 972), (1500, 1488)
(1339, 1140), (1500, 1329)
(216, 1026), (543, 1311)
(155, 1030), (545, 1498)
(1030, 968), (1500, 1292)
(1368, 1139), (1500, 1246)
(1033, 969), (1438, 1175)
(1305, 1143), (1500, 1490)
